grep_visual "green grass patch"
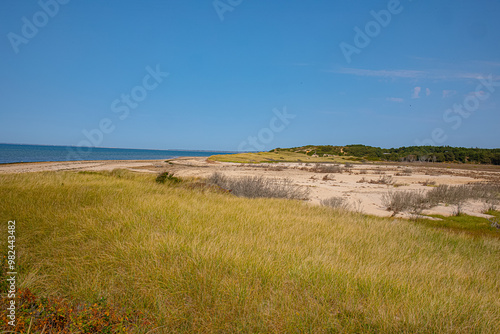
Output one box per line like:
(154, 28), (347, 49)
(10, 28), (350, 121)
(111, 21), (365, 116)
(416, 212), (500, 239)
(209, 151), (360, 164)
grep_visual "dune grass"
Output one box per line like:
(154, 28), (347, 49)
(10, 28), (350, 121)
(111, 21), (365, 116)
(208, 151), (358, 164)
(1, 170), (499, 333)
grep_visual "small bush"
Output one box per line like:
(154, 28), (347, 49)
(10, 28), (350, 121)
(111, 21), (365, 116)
(266, 166), (284, 171)
(321, 196), (350, 210)
(369, 175), (393, 185)
(382, 190), (428, 217)
(311, 163), (343, 173)
(420, 179), (436, 186)
(426, 185), (468, 207)
(357, 177), (367, 183)
(156, 171), (181, 184)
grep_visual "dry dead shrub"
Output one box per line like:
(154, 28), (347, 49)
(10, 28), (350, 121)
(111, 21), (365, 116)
(321, 196), (350, 210)
(369, 175), (394, 185)
(266, 165), (285, 171)
(421, 183), (500, 216)
(207, 172), (310, 200)
(382, 190), (428, 217)
(311, 163), (343, 173)
(357, 177), (368, 183)
(419, 179), (437, 186)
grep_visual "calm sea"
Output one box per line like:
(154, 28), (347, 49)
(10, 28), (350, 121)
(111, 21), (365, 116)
(0, 144), (232, 164)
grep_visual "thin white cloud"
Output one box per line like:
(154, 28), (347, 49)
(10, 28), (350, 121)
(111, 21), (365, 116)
(426, 88), (431, 96)
(386, 97), (404, 103)
(335, 68), (426, 79)
(412, 87), (421, 99)
(442, 90), (457, 98)
(330, 68), (492, 81)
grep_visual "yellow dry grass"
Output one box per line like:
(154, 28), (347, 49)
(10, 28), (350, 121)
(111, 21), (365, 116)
(1, 170), (499, 333)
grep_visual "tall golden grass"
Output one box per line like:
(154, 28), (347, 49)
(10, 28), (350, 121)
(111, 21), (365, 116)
(1, 170), (499, 333)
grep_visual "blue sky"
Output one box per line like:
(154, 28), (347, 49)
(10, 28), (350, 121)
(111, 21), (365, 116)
(1, 0), (499, 151)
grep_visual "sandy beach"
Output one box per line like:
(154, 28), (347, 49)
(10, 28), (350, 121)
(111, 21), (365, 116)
(2, 157), (499, 219)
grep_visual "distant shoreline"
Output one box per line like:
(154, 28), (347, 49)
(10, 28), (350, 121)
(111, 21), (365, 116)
(0, 143), (233, 164)
(0, 142), (238, 153)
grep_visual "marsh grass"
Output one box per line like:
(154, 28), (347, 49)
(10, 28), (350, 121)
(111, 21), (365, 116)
(416, 212), (500, 239)
(1, 171), (499, 332)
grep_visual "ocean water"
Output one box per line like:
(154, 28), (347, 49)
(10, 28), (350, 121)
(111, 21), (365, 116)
(0, 144), (232, 164)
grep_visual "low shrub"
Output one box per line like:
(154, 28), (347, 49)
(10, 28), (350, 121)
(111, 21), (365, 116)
(426, 185), (470, 214)
(382, 190), (428, 217)
(207, 172), (310, 200)
(156, 171), (181, 184)
(265, 166), (284, 171)
(419, 179), (436, 186)
(321, 196), (350, 210)
(0, 288), (150, 333)
(311, 163), (343, 173)
(357, 177), (367, 183)
(403, 168), (413, 174)
(369, 175), (394, 185)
